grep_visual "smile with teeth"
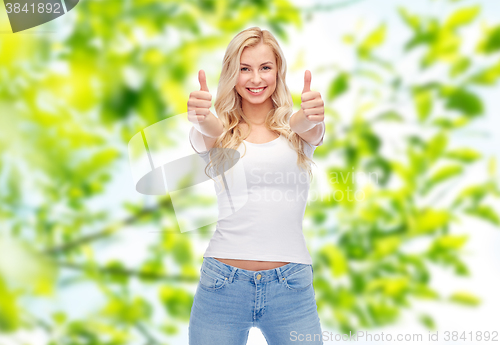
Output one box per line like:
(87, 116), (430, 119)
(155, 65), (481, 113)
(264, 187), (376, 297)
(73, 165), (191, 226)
(247, 87), (267, 93)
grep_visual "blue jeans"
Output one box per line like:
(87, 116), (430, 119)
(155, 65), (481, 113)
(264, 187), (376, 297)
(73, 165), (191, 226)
(189, 256), (324, 344)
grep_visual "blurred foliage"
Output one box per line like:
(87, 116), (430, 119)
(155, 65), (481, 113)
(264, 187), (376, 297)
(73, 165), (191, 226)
(308, 0), (500, 334)
(0, 0), (499, 343)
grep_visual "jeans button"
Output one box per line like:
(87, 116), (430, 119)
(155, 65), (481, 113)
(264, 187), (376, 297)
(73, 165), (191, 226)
(256, 274), (262, 280)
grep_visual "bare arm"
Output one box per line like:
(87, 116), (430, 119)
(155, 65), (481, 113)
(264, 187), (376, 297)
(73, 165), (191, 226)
(189, 110), (224, 153)
(187, 70), (224, 153)
(289, 108), (325, 146)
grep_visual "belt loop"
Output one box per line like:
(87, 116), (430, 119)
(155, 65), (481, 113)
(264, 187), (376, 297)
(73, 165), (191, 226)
(228, 267), (237, 283)
(275, 267), (284, 284)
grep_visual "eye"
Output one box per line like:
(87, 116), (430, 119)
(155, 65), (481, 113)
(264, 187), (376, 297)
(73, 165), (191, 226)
(263, 66), (271, 70)
(241, 67), (248, 71)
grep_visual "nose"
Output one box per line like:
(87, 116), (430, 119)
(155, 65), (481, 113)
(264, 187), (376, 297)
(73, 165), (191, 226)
(250, 70), (262, 84)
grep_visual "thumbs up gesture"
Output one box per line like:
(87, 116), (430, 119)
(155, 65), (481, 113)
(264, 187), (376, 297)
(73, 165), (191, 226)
(187, 70), (213, 124)
(300, 70), (324, 126)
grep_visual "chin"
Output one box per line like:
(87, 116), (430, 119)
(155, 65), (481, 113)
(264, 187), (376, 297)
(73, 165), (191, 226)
(247, 97), (270, 105)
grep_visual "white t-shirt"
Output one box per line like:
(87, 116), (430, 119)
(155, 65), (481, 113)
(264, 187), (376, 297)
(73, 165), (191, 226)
(188, 123), (324, 264)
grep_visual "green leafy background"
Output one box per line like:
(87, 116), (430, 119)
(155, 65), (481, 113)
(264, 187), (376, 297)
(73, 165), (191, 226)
(1, 0), (500, 343)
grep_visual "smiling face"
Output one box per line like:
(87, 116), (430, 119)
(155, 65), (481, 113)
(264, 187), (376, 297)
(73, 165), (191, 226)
(235, 42), (278, 107)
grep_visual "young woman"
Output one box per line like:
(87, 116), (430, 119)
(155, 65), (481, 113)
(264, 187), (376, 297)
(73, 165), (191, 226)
(187, 27), (325, 344)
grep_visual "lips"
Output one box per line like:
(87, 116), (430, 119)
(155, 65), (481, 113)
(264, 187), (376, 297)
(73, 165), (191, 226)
(246, 86), (267, 95)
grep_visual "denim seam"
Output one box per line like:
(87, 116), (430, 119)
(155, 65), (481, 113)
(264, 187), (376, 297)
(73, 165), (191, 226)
(285, 265), (309, 279)
(284, 280), (312, 292)
(203, 264), (228, 280)
(199, 271), (228, 292)
(283, 266), (313, 292)
(275, 267), (284, 284)
(261, 284), (267, 318)
(201, 267), (226, 281)
(198, 281), (228, 292)
(228, 267), (237, 283)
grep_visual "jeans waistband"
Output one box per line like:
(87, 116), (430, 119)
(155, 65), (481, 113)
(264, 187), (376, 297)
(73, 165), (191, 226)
(202, 256), (312, 284)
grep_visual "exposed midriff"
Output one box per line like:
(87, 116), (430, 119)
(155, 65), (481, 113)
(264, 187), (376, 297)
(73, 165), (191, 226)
(213, 258), (290, 271)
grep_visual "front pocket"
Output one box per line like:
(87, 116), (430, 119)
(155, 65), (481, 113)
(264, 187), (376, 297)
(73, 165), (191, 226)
(199, 267), (228, 291)
(284, 266), (313, 292)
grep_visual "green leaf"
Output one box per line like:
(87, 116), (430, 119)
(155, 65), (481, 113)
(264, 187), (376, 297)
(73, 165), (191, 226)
(443, 6), (480, 31)
(378, 277), (409, 297)
(397, 7), (420, 31)
(319, 244), (348, 277)
(465, 205), (500, 226)
(450, 57), (471, 78)
(426, 132), (448, 162)
(419, 314), (436, 330)
(431, 234), (468, 251)
(477, 25), (500, 54)
(444, 148), (481, 162)
(454, 184), (489, 206)
(414, 209), (450, 234)
(427, 164), (463, 186)
(468, 60), (500, 85)
(358, 23), (386, 59)
(432, 116), (469, 129)
(102, 297), (152, 323)
(367, 300), (400, 324)
(269, 22), (287, 42)
(0, 276), (20, 332)
(364, 156), (392, 186)
(160, 323), (179, 335)
(451, 257), (469, 276)
(444, 88), (483, 117)
(140, 259), (165, 281)
(172, 238), (193, 265)
(292, 92), (302, 108)
(374, 236), (401, 258)
(342, 34), (355, 45)
(412, 284), (439, 299)
(327, 167), (356, 206)
(449, 291), (480, 306)
(372, 110), (404, 122)
(413, 88), (433, 121)
(52, 311), (67, 325)
(327, 72), (349, 101)
(159, 286), (193, 321)
(103, 260), (129, 284)
(489, 157), (497, 178)
(404, 32), (435, 52)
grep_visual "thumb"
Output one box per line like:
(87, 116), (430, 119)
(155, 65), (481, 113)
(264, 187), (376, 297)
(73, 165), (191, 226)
(302, 70), (311, 94)
(199, 70), (209, 92)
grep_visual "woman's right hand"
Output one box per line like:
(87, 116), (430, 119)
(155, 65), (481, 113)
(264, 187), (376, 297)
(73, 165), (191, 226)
(187, 70), (213, 125)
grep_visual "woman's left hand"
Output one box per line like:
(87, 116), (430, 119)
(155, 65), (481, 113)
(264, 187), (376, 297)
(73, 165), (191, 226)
(300, 70), (324, 125)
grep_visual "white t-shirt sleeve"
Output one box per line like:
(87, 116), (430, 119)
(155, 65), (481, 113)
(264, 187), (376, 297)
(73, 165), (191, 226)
(289, 111), (325, 148)
(301, 121), (325, 158)
(308, 121), (325, 147)
(189, 126), (211, 155)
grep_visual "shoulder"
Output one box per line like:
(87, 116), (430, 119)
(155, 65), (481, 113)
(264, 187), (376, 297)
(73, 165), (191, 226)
(281, 134), (317, 159)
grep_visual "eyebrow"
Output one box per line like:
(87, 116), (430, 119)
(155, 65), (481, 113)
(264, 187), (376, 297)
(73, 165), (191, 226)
(240, 61), (274, 67)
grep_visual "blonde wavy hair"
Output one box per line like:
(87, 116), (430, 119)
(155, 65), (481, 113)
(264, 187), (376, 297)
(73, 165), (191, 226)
(205, 26), (317, 189)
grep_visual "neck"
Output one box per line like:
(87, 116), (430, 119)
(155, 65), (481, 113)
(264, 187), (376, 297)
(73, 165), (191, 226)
(241, 97), (274, 126)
